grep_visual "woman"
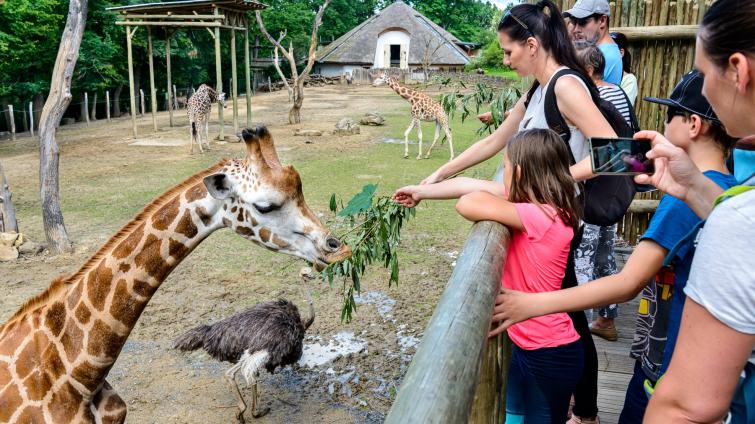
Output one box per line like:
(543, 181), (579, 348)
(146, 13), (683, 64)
(610, 32), (638, 105)
(635, 0), (755, 421)
(397, 2), (616, 422)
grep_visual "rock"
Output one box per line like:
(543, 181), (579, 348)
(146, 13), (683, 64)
(293, 129), (323, 137)
(61, 117), (76, 126)
(18, 240), (45, 256)
(0, 232), (20, 247)
(359, 112), (385, 126)
(333, 118), (360, 136)
(0, 244), (18, 261)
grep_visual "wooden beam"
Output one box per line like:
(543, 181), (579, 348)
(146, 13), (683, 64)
(611, 24), (698, 40)
(122, 14), (224, 19)
(127, 26), (137, 137)
(244, 24), (252, 127)
(385, 164), (511, 423)
(166, 30), (174, 127)
(147, 26), (157, 132)
(214, 6), (224, 141)
(115, 21), (221, 27)
(231, 28), (238, 134)
(627, 199), (660, 214)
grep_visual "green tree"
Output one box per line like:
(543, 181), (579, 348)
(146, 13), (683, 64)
(409, 0), (497, 42)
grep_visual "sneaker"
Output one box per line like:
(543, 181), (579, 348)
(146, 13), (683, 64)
(590, 325), (618, 341)
(566, 415), (601, 424)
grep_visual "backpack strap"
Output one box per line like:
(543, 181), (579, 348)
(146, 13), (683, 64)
(617, 86), (641, 132)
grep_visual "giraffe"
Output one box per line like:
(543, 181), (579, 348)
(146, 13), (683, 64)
(187, 84), (226, 154)
(372, 72), (454, 160)
(0, 126), (351, 424)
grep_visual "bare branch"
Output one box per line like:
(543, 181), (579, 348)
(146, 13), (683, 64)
(255, 11), (295, 66)
(273, 46), (294, 101)
(299, 0), (332, 83)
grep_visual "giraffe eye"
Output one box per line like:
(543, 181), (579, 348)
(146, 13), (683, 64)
(253, 202), (279, 214)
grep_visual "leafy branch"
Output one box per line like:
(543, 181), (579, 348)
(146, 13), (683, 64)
(438, 80), (521, 135)
(321, 184), (415, 323)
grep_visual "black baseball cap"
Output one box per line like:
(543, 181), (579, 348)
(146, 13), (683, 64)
(643, 70), (721, 125)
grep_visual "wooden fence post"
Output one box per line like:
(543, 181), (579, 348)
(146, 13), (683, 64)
(0, 160), (18, 233)
(106, 91), (111, 122)
(140, 89), (145, 116)
(8, 105), (15, 140)
(83, 93), (90, 126)
(90, 92), (97, 121)
(28, 102), (34, 137)
(173, 85), (178, 110)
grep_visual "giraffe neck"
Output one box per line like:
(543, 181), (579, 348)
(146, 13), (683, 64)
(59, 181), (225, 394)
(388, 79), (416, 102)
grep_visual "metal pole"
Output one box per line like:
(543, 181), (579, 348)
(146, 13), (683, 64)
(147, 26), (157, 132)
(166, 30), (174, 127)
(231, 28), (238, 134)
(244, 23), (252, 127)
(127, 26), (137, 137)
(214, 7), (224, 141)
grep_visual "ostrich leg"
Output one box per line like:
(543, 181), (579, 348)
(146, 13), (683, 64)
(225, 364), (248, 424)
(251, 381), (270, 418)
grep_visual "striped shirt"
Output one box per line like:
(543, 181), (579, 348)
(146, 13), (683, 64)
(598, 85), (633, 127)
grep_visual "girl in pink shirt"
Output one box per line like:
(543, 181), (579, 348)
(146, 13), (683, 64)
(394, 128), (583, 422)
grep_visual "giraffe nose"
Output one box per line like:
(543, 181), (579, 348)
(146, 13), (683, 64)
(326, 236), (342, 251)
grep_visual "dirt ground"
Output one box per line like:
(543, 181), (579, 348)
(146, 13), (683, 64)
(0, 84), (497, 423)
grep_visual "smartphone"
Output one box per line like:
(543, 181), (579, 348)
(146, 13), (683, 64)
(589, 137), (655, 175)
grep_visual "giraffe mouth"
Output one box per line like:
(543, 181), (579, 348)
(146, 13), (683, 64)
(313, 245), (352, 271)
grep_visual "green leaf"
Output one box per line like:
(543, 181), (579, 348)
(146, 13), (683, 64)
(329, 193), (337, 213)
(337, 183), (378, 217)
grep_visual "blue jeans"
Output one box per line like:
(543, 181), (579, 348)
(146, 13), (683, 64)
(618, 361), (655, 424)
(506, 341), (584, 424)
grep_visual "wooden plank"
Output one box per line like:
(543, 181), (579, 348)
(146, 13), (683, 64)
(127, 26), (137, 137)
(611, 24), (697, 40)
(147, 27), (157, 132)
(385, 221), (511, 423)
(214, 6), (224, 141)
(115, 21), (221, 27)
(121, 14), (224, 19)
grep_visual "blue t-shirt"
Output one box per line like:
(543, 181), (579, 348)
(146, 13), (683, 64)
(599, 42), (623, 86)
(630, 170), (737, 380)
(659, 170), (738, 375)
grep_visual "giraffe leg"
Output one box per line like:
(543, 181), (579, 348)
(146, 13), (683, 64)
(444, 124), (454, 160)
(403, 119), (416, 159)
(91, 381), (127, 424)
(424, 121), (441, 159)
(416, 120), (424, 160)
(225, 363), (248, 424)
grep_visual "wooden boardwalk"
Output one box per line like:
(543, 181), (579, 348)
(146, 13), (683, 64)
(594, 250), (641, 423)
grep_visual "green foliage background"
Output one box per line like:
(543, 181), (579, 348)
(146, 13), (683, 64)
(0, 0), (506, 121)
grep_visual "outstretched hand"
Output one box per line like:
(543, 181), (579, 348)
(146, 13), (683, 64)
(633, 131), (700, 201)
(393, 185), (422, 208)
(488, 288), (536, 338)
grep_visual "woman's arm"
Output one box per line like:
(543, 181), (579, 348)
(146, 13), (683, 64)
(488, 240), (666, 337)
(455, 191), (524, 231)
(554, 77), (618, 182)
(644, 298), (755, 423)
(422, 97), (526, 184)
(393, 177), (506, 207)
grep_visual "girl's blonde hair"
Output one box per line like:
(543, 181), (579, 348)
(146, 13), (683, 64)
(507, 129), (581, 229)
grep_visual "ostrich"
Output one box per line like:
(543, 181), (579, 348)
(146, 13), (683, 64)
(174, 269), (317, 422)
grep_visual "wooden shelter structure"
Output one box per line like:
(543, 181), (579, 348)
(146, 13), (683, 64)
(108, 0), (267, 139)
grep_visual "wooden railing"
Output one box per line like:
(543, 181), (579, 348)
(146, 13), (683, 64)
(385, 170), (512, 422)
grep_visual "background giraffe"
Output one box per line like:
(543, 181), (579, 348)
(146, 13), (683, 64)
(187, 84), (226, 154)
(0, 126), (350, 424)
(372, 72), (454, 160)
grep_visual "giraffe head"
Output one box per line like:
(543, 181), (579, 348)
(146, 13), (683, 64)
(371, 71), (393, 87)
(203, 126), (351, 270)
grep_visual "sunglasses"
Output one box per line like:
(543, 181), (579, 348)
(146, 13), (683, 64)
(666, 107), (689, 124)
(502, 10), (530, 33)
(572, 14), (600, 27)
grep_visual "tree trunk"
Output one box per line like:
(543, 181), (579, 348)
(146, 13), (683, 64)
(0, 159), (18, 233)
(113, 85), (122, 117)
(289, 84), (303, 124)
(37, 0), (87, 254)
(90, 91), (97, 121)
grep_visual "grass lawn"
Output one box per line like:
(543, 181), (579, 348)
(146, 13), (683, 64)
(481, 67), (520, 80)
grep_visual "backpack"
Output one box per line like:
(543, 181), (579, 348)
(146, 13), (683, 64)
(525, 68), (638, 226)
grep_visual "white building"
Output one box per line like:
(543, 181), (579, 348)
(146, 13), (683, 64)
(314, 1), (473, 77)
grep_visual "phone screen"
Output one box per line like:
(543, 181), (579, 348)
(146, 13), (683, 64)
(589, 137), (654, 175)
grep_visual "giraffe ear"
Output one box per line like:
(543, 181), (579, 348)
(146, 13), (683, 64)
(203, 173), (232, 200)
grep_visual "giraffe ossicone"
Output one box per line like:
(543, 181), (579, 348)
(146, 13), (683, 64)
(0, 126), (350, 424)
(372, 71), (454, 161)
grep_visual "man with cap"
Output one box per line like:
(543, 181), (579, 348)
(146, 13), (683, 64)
(490, 70), (738, 424)
(566, 0), (624, 85)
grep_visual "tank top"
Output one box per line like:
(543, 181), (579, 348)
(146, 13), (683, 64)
(518, 66), (591, 162)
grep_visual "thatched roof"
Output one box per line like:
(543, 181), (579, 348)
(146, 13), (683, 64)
(316, 1), (470, 66)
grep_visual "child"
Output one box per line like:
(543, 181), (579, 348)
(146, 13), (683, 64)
(394, 128), (584, 422)
(487, 70), (738, 423)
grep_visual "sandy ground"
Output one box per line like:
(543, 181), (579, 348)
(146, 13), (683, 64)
(0, 84), (472, 423)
